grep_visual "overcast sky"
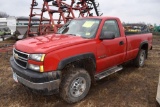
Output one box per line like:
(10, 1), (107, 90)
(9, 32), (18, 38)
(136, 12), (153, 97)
(0, 0), (160, 25)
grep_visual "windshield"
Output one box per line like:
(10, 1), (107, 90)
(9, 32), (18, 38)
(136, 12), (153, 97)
(57, 19), (101, 39)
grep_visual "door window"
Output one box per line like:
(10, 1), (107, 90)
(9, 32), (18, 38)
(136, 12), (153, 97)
(101, 20), (120, 37)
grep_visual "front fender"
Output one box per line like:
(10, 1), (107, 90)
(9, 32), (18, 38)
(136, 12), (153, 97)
(57, 53), (96, 70)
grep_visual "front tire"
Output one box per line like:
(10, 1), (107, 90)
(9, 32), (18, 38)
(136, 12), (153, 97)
(60, 68), (91, 103)
(134, 49), (146, 67)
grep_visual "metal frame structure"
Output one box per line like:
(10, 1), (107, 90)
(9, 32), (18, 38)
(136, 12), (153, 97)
(27, 0), (103, 37)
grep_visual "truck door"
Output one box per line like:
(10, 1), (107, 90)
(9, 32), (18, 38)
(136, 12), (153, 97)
(97, 20), (126, 72)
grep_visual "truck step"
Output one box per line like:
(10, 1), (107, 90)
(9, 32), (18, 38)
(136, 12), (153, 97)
(95, 66), (123, 80)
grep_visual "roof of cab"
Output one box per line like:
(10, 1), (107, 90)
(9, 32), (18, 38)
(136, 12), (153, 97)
(74, 16), (119, 20)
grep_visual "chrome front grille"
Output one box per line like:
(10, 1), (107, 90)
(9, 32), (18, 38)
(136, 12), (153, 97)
(13, 49), (29, 69)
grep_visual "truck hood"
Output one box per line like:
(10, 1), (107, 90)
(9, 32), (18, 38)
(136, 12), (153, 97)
(15, 34), (91, 53)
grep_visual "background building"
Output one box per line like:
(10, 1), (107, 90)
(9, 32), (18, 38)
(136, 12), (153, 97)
(0, 16), (48, 37)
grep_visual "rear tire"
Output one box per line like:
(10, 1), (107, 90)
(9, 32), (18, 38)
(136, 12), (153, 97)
(60, 68), (91, 103)
(134, 49), (146, 67)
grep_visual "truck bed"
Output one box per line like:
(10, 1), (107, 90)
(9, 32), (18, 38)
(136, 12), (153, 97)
(125, 33), (152, 62)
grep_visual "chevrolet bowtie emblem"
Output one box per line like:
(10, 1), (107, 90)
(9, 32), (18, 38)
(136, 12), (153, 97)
(14, 53), (19, 59)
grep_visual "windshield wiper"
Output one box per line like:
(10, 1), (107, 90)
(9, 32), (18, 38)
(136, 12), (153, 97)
(81, 36), (90, 39)
(65, 33), (76, 36)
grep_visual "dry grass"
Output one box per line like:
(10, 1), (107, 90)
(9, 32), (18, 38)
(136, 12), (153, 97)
(0, 36), (160, 107)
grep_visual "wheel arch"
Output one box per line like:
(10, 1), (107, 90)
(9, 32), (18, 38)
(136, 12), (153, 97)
(58, 53), (96, 83)
(139, 41), (149, 58)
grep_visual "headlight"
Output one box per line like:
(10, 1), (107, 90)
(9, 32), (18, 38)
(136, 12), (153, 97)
(29, 54), (45, 61)
(28, 64), (44, 72)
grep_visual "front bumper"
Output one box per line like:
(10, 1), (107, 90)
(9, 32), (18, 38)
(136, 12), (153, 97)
(10, 57), (61, 92)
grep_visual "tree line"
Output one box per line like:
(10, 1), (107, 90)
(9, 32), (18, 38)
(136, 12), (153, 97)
(0, 11), (9, 18)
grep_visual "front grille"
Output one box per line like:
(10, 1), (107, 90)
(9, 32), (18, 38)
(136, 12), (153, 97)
(13, 49), (29, 69)
(14, 49), (28, 59)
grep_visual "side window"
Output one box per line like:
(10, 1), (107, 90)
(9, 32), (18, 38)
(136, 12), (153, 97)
(101, 20), (120, 38)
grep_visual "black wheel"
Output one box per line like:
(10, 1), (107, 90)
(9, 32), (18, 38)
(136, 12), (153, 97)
(134, 49), (146, 67)
(60, 68), (91, 103)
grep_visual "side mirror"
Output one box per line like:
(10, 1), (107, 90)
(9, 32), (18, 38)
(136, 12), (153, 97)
(100, 31), (115, 40)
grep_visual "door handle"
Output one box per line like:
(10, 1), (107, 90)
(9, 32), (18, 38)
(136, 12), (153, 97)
(119, 41), (124, 45)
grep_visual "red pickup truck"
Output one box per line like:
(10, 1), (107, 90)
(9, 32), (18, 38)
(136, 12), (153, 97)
(10, 16), (152, 103)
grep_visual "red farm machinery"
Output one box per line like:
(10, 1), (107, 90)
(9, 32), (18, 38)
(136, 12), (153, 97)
(27, 0), (102, 37)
